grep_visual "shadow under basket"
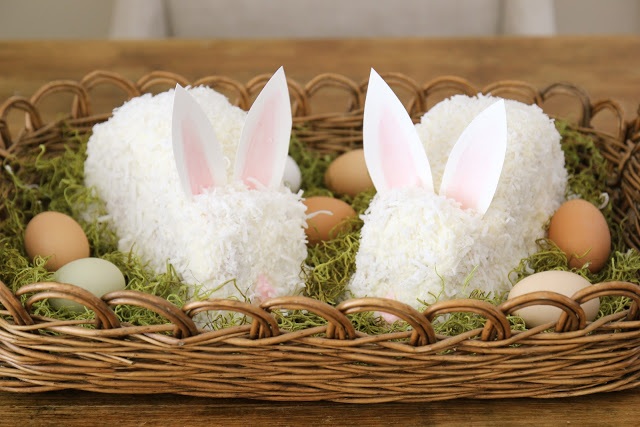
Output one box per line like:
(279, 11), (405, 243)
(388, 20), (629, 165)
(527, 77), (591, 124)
(2, 71), (640, 403)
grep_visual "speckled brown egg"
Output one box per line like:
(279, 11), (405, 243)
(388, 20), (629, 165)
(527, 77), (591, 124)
(547, 199), (611, 273)
(324, 149), (374, 197)
(303, 196), (357, 245)
(24, 211), (90, 271)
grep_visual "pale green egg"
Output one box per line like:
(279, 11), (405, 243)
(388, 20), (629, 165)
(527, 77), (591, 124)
(52, 257), (126, 313)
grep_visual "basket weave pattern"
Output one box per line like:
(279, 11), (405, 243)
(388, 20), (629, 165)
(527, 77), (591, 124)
(1, 71), (640, 403)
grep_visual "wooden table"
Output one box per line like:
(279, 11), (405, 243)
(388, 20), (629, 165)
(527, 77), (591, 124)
(1, 388), (639, 426)
(1, 37), (640, 426)
(1, 37), (640, 122)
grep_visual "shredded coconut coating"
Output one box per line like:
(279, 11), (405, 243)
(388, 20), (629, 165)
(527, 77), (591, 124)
(350, 94), (568, 308)
(84, 87), (308, 302)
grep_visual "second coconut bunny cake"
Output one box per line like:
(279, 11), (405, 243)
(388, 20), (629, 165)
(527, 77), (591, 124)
(84, 68), (308, 305)
(349, 70), (568, 309)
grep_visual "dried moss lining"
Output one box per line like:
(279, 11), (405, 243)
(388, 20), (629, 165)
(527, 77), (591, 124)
(1, 120), (639, 337)
(1, 133), (191, 327)
(289, 120), (640, 334)
(509, 121), (640, 321)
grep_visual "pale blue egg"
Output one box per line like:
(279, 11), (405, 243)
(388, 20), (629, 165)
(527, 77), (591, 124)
(52, 257), (126, 313)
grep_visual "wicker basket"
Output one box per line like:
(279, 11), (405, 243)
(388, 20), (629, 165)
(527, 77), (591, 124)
(1, 71), (640, 403)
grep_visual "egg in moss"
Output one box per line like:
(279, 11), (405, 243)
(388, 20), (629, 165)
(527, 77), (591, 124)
(51, 257), (126, 312)
(548, 199), (611, 273)
(24, 211), (90, 271)
(508, 270), (599, 328)
(324, 149), (374, 197)
(303, 196), (357, 245)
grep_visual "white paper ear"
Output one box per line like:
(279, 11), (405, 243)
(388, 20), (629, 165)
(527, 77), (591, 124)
(234, 66), (292, 189)
(363, 69), (433, 193)
(172, 84), (228, 196)
(439, 99), (507, 215)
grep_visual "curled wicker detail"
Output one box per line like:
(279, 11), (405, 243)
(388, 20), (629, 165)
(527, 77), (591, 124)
(1, 71), (640, 402)
(336, 298), (436, 346)
(17, 282), (120, 330)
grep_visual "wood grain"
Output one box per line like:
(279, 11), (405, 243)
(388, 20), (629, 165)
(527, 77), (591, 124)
(1, 36), (640, 425)
(1, 388), (638, 427)
(0, 37), (639, 120)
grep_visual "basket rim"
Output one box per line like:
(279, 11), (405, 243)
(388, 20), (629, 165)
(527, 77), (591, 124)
(1, 70), (640, 402)
(0, 70), (633, 148)
(1, 70), (639, 344)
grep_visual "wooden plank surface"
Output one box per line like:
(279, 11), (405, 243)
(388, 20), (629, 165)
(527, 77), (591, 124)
(1, 388), (638, 426)
(0, 37), (639, 120)
(1, 37), (640, 425)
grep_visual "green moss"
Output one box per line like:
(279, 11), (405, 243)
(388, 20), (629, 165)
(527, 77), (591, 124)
(1, 120), (638, 337)
(505, 120), (639, 320)
(556, 120), (610, 209)
(288, 134), (335, 193)
(304, 227), (361, 304)
(0, 135), (190, 328)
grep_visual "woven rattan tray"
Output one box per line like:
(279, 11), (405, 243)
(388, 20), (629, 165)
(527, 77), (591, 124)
(1, 71), (640, 403)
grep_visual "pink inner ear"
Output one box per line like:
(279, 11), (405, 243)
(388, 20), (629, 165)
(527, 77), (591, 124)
(238, 97), (277, 189)
(442, 157), (485, 211)
(439, 99), (507, 214)
(182, 118), (215, 195)
(379, 106), (422, 189)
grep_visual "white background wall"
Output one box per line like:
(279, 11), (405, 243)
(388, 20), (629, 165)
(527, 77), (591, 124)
(0, 0), (639, 39)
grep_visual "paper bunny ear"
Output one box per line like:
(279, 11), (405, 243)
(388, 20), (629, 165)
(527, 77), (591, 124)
(172, 84), (228, 196)
(363, 69), (433, 193)
(439, 99), (507, 215)
(234, 66), (292, 189)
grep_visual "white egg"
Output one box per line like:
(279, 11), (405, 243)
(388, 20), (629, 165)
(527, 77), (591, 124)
(52, 257), (126, 313)
(508, 270), (599, 328)
(283, 155), (302, 192)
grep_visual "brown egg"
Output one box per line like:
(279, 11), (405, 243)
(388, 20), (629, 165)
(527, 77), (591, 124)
(324, 149), (374, 197)
(24, 211), (90, 271)
(547, 199), (611, 273)
(303, 196), (357, 245)
(508, 271), (599, 328)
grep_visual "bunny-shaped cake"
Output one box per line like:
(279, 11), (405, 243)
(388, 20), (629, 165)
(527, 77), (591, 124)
(84, 68), (308, 304)
(349, 70), (568, 309)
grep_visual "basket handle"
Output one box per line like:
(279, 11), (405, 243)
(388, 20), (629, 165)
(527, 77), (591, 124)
(421, 76), (478, 101)
(541, 82), (592, 127)
(192, 76), (252, 110)
(0, 279), (34, 326)
(103, 290), (198, 339)
(302, 73), (363, 116)
(72, 70), (142, 118)
(485, 290), (587, 337)
(79, 70), (141, 97)
(182, 298), (281, 339)
(0, 96), (44, 150)
(561, 281), (640, 323)
(0, 117), (10, 152)
(16, 282), (120, 329)
(423, 299), (512, 341)
(28, 81), (91, 126)
(260, 295), (357, 340)
(482, 80), (543, 106)
(136, 71), (190, 93)
(336, 297), (437, 346)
